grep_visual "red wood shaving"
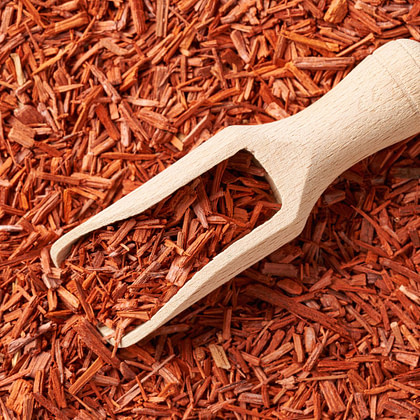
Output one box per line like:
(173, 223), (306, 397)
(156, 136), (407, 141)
(0, 1), (419, 418)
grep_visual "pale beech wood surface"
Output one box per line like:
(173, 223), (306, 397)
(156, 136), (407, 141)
(50, 39), (420, 348)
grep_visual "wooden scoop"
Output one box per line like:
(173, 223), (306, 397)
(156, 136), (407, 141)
(51, 39), (420, 348)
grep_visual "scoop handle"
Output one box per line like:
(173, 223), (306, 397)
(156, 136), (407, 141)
(281, 39), (420, 195)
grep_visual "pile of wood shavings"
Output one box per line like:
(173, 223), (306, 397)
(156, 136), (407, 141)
(0, 0), (419, 418)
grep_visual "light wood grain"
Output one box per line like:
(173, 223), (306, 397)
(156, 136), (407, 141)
(51, 39), (420, 348)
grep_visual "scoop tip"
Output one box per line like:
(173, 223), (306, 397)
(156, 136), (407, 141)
(50, 239), (69, 268)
